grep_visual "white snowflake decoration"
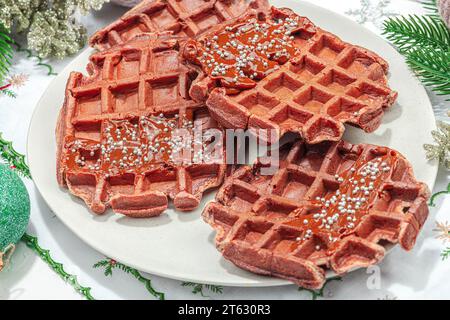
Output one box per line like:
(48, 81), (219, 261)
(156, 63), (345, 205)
(346, 0), (397, 29)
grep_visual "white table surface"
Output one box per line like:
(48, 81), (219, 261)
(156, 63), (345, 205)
(0, 0), (449, 300)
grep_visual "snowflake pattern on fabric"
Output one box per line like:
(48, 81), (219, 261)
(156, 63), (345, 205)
(434, 221), (450, 243)
(346, 0), (397, 29)
(0, 73), (29, 99)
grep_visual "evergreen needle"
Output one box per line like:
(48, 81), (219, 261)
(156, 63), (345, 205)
(406, 48), (450, 97)
(0, 24), (12, 83)
(383, 1), (450, 100)
(383, 15), (450, 52)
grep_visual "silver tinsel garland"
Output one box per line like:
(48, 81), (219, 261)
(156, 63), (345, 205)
(0, 0), (109, 58)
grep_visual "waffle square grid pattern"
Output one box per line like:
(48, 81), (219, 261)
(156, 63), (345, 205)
(56, 35), (226, 217)
(188, 8), (398, 144)
(54, 1), (431, 289)
(90, 0), (270, 51)
(203, 140), (430, 289)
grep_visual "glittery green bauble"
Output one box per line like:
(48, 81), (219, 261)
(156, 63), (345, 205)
(0, 164), (30, 253)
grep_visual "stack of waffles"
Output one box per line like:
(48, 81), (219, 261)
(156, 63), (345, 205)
(56, 0), (430, 288)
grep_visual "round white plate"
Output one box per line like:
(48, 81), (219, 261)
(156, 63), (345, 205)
(28, 0), (438, 287)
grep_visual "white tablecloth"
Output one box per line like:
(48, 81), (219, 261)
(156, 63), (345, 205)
(0, 0), (449, 300)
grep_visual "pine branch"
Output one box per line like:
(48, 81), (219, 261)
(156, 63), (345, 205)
(441, 247), (450, 260)
(422, 0), (439, 13)
(422, 0), (440, 19)
(383, 2), (450, 99)
(181, 282), (224, 297)
(205, 284), (224, 294)
(406, 48), (450, 97)
(0, 24), (13, 83)
(93, 258), (165, 300)
(383, 15), (450, 52)
(93, 259), (113, 276)
(0, 88), (16, 98)
(182, 282), (206, 297)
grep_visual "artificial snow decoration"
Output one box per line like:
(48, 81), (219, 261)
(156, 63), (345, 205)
(0, 0), (110, 59)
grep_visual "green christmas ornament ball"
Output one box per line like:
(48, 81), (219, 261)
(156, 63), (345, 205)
(0, 164), (30, 270)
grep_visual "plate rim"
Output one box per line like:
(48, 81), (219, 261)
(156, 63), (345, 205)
(27, 0), (439, 287)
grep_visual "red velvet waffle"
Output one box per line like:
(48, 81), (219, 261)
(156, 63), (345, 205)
(90, 0), (270, 51)
(56, 34), (226, 217)
(203, 139), (429, 288)
(184, 7), (398, 144)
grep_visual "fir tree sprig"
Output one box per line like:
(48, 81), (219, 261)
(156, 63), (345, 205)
(298, 276), (342, 300)
(382, 1), (450, 99)
(93, 258), (165, 300)
(0, 88), (16, 98)
(441, 247), (450, 260)
(383, 15), (450, 52)
(407, 48), (450, 96)
(21, 233), (95, 300)
(0, 24), (12, 83)
(181, 282), (224, 297)
(0, 132), (31, 178)
(422, 0), (439, 14)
